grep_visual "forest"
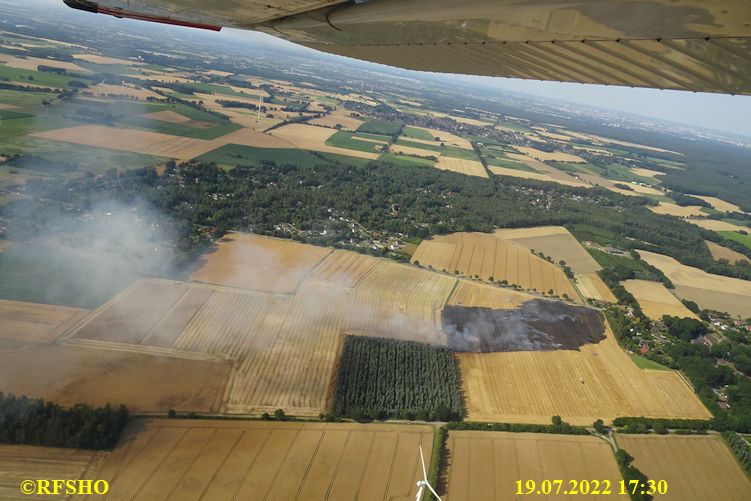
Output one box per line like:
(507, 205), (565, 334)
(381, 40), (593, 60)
(0, 393), (129, 450)
(333, 336), (464, 421)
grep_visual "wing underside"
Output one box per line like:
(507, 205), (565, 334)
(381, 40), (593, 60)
(64, 0), (751, 95)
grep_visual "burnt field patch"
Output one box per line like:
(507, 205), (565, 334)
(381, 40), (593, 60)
(443, 299), (605, 352)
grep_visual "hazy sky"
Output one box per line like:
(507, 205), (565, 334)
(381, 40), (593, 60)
(21, 0), (751, 138)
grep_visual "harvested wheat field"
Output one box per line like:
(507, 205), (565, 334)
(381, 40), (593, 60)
(458, 323), (711, 425)
(309, 110), (364, 131)
(618, 434), (751, 501)
(648, 202), (705, 218)
(0, 53), (91, 73)
(435, 156), (488, 178)
(192, 233), (331, 293)
(390, 143), (438, 158)
(488, 164), (584, 187)
(506, 153), (591, 187)
(411, 126), (473, 149)
(448, 281), (533, 309)
(445, 432), (621, 501)
(630, 167), (664, 178)
(706, 240), (749, 264)
(0, 300), (88, 349)
(73, 53), (142, 65)
(695, 195), (746, 213)
(84, 419), (433, 501)
(688, 219), (750, 232)
(270, 123), (380, 159)
(86, 84), (161, 100)
(32, 125), (211, 160)
(576, 273), (618, 302)
(0, 445), (101, 500)
(141, 109), (191, 123)
(70, 236), (456, 416)
(412, 232), (580, 300)
(494, 226), (601, 274)
(622, 279), (698, 320)
(638, 249), (751, 317)
(0, 342), (230, 413)
(516, 146), (586, 163)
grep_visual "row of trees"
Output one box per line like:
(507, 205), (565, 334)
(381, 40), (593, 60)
(0, 393), (129, 450)
(333, 336), (464, 421)
(723, 431), (751, 474)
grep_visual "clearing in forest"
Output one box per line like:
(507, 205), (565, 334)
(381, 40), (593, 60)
(622, 279), (698, 320)
(694, 195), (746, 213)
(688, 219), (750, 232)
(444, 431), (622, 501)
(706, 240), (749, 264)
(618, 434), (751, 501)
(85, 419), (434, 501)
(648, 202), (706, 218)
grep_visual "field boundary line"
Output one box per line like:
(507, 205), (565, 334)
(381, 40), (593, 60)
(60, 338), (229, 362)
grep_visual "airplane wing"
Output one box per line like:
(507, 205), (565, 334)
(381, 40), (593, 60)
(64, 0), (751, 95)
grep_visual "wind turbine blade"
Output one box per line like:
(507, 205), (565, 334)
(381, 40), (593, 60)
(415, 484), (425, 501)
(419, 445), (428, 481)
(426, 481), (442, 501)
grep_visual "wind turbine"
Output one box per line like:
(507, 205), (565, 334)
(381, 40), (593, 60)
(415, 445), (441, 501)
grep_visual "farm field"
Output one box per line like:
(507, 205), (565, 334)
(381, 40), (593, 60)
(411, 232), (581, 300)
(381, 152), (435, 167)
(195, 144), (371, 169)
(493, 226), (601, 274)
(435, 156), (488, 178)
(618, 434), (751, 501)
(687, 219), (750, 232)
(695, 195), (746, 213)
(411, 126), (472, 149)
(390, 143), (438, 158)
(638, 249), (751, 317)
(0, 445), (100, 501)
(69, 236), (457, 415)
(270, 123), (380, 159)
(0, 299), (88, 347)
(576, 273), (618, 302)
(457, 323), (711, 425)
(309, 109), (364, 130)
(706, 240), (749, 264)
(444, 431), (622, 501)
(622, 279), (698, 320)
(515, 145), (586, 163)
(82, 419), (433, 501)
(720, 230), (751, 250)
(191, 233), (332, 293)
(448, 281), (534, 309)
(648, 202), (706, 218)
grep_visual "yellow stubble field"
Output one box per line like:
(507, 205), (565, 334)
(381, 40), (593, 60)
(706, 240), (749, 264)
(81, 419), (434, 501)
(411, 232), (581, 300)
(618, 434), (751, 501)
(435, 156), (488, 178)
(648, 202), (706, 218)
(0, 445), (101, 500)
(688, 219), (750, 232)
(622, 279), (698, 320)
(457, 323), (711, 425)
(69, 236), (456, 416)
(638, 249), (751, 318)
(73, 53), (143, 66)
(694, 195), (745, 213)
(515, 146), (586, 163)
(576, 273), (618, 303)
(270, 123), (380, 159)
(444, 432), (622, 501)
(308, 109), (364, 131)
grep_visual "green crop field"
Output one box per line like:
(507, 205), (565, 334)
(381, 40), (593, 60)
(395, 138), (442, 152)
(443, 145), (479, 161)
(326, 130), (384, 153)
(0, 89), (58, 107)
(196, 144), (370, 168)
(0, 65), (73, 88)
(630, 354), (671, 371)
(357, 119), (402, 136)
(402, 125), (435, 141)
(380, 152), (435, 167)
(352, 131), (390, 142)
(719, 231), (751, 250)
(333, 335), (464, 421)
(486, 154), (537, 172)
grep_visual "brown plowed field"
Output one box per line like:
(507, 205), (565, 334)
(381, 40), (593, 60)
(86, 419), (434, 501)
(618, 434), (751, 501)
(457, 323), (711, 425)
(445, 431), (622, 501)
